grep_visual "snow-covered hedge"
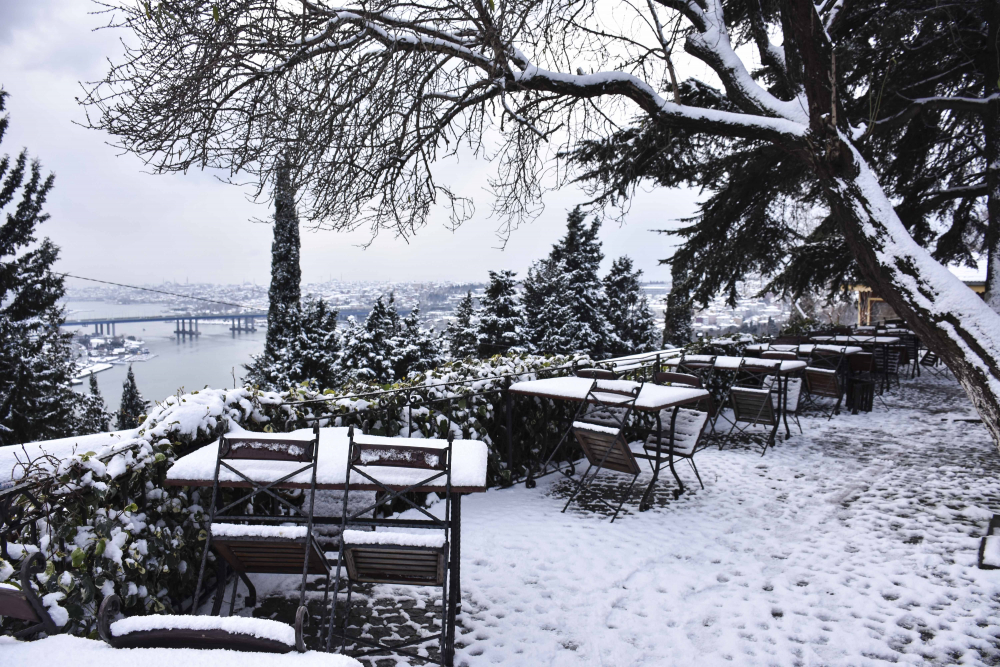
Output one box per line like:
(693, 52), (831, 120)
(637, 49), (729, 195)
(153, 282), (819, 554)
(0, 353), (590, 637)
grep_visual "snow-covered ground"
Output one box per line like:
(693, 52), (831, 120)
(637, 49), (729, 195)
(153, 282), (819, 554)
(283, 372), (1000, 665)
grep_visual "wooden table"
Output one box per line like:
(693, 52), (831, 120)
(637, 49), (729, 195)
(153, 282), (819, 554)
(507, 377), (710, 494)
(744, 343), (864, 356)
(166, 427), (487, 665)
(811, 335), (900, 345)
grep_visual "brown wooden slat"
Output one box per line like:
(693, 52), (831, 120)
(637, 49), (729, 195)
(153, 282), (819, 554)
(0, 588), (40, 622)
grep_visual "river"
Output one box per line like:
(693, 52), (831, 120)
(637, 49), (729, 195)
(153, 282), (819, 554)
(62, 301), (266, 411)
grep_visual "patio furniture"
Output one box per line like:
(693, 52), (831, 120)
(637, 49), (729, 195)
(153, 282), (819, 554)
(190, 428), (330, 630)
(97, 594), (305, 653)
(873, 345), (902, 393)
(562, 380), (642, 522)
(978, 514), (1000, 570)
(920, 349), (948, 377)
(164, 427), (488, 666)
(845, 352), (877, 413)
(761, 354), (804, 434)
(727, 359), (781, 455)
(0, 552), (59, 639)
(506, 377), (709, 496)
(803, 367), (843, 419)
(328, 428), (456, 663)
(636, 372), (712, 505)
(575, 367), (619, 380)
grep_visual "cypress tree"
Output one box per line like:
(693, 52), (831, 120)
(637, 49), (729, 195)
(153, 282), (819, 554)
(0, 90), (79, 446)
(76, 374), (111, 435)
(476, 270), (524, 357)
(245, 161), (302, 389)
(604, 256), (658, 356)
(115, 366), (148, 430)
(445, 291), (478, 359)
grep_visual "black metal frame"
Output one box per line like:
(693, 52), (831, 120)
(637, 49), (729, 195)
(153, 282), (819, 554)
(191, 424), (328, 631)
(560, 379), (642, 522)
(726, 359), (782, 455)
(326, 426), (456, 665)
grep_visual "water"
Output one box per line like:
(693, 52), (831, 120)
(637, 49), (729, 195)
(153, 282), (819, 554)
(62, 301), (265, 411)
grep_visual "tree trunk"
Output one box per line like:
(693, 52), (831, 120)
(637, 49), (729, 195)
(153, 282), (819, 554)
(983, 0), (1000, 311)
(818, 138), (1000, 445)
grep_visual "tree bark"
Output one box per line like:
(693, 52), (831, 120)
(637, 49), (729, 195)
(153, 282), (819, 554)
(983, 0), (1000, 311)
(816, 139), (1000, 445)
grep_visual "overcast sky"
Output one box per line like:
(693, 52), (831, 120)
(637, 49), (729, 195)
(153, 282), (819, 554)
(0, 0), (700, 286)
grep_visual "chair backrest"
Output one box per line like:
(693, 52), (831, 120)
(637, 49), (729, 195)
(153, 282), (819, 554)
(220, 433), (317, 463)
(805, 367), (840, 398)
(773, 336), (801, 345)
(350, 441), (448, 471)
(576, 367), (618, 380)
(761, 350), (797, 361)
(808, 347), (843, 371)
(734, 359), (780, 389)
(729, 387), (777, 425)
(653, 371), (702, 388)
(848, 352), (875, 374)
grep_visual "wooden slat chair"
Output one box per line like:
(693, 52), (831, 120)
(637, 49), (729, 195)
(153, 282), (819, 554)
(845, 351), (880, 413)
(0, 552), (59, 639)
(575, 367), (619, 380)
(899, 334), (921, 378)
(632, 372), (712, 507)
(327, 428), (455, 665)
(187, 427), (327, 641)
(726, 359), (781, 455)
(807, 347), (844, 372)
(561, 380), (642, 522)
(803, 367), (843, 419)
(920, 349), (948, 377)
(873, 345), (903, 393)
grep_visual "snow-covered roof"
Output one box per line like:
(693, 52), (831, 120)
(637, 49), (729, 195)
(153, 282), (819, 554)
(949, 258), (987, 285)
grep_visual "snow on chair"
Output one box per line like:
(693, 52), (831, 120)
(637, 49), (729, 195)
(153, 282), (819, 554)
(0, 552), (60, 639)
(726, 359), (781, 455)
(633, 372), (712, 508)
(803, 367), (843, 419)
(561, 379), (642, 522)
(327, 427), (454, 665)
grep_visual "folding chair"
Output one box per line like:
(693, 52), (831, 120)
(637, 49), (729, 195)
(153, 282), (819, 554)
(846, 351), (879, 413)
(762, 352), (803, 434)
(873, 345), (902, 392)
(920, 349), (948, 377)
(327, 428), (455, 665)
(561, 380), (642, 522)
(0, 552), (59, 639)
(575, 367), (618, 380)
(633, 372), (713, 507)
(191, 427), (328, 643)
(807, 347), (845, 372)
(726, 359), (781, 455)
(803, 367), (843, 419)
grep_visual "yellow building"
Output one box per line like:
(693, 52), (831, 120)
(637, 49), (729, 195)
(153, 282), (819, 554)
(853, 261), (986, 326)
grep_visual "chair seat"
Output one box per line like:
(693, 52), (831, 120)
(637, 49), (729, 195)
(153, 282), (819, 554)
(210, 523), (328, 575)
(771, 377), (803, 412)
(342, 530), (447, 586)
(0, 584), (39, 623)
(642, 409), (708, 457)
(107, 613), (296, 653)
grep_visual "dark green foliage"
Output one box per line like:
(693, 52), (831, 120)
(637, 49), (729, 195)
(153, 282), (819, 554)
(393, 304), (444, 379)
(338, 296), (398, 384)
(663, 262), (694, 347)
(295, 296), (341, 389)
(76, 374), (111, 435)
(446, 291), (478, 359)
(603, 256), (658, 356)
(476, 270), (524, 356)
(0, 90), (79, 446)
(115, 366), (147, 430)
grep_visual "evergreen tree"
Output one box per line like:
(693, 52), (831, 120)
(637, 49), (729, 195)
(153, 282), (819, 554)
(295, 296), (341, 389)
(337, 297), (397, 384)
(245, 161), (302, 389)
(521, 207), (612, 357)
(476, 270), (524, 357)
(603, 256), (658, 356)
(663, 261), (694, 348)
(0, 90), (79, 446)
(115, 366), (148, 430)
(392, 305), (444, 379)
(445, 291), (478, 359)
(77, 374), (111, 435)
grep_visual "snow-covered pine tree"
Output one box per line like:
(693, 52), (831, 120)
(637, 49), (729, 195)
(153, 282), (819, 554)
(445, 291), (478, 359)
(663, 261), (694, 348)
(296, 296), (341, 390)
(604, 256), (659, 357)
(115, 366), (148, 430)
(476, 270), (524, 357)
(76, 374), (111, 435)
(392, 305), (444, 379)
(245, 161), (302, 389)
(336, 297), (397, 384)
(0, 90), (79, 446)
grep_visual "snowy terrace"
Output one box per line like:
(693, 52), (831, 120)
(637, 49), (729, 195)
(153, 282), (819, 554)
(92, 372), (1000, 665)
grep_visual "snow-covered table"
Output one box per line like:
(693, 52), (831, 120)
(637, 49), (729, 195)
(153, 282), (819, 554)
(166, 427), (487, 493)
(811, 335), (901, 345)
(507, 378), (711, 495)
(744, 343), (864, 356)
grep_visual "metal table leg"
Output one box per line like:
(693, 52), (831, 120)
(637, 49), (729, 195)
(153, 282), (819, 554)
(781, 374), (791, 437)
(445, 493), (461, 666)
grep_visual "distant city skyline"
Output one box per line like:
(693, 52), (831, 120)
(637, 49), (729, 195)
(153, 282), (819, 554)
(0, 0), (699, 286)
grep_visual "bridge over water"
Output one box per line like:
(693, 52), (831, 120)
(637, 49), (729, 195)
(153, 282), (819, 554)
(61, 311), (268, 338)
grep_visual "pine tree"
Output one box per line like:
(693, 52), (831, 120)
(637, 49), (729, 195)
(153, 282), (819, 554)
(604, 256), (658, 357)
(0, 90), (80, 446)
(115, 366), (148, 430)
(476, 270), (524, 357)
(77, 374), (111, 435)
(445, 291), (478, 359)
(295, 296), (341, 389)
(337, 297), (397, 384)
(245, 161), (302, 389)
(663, 261), (694, 348)
(392, 305), (444, 379)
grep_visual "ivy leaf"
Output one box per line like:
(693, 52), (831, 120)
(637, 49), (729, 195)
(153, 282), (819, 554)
(154, 453), (166, 463)
(95, 539), (106, 556)
(71, 548), (87, 569)
(488, 0), (495, 9)
(125, 503), (139, 513)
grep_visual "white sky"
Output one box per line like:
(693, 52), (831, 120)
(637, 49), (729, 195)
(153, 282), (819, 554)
(0, 0), (700, 285)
